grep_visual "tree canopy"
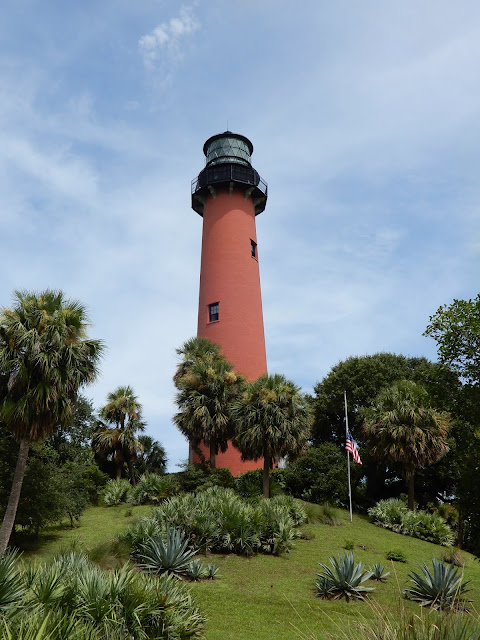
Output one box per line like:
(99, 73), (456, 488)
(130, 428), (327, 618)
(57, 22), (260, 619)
(424, 293), (480, 384)
(0, 290), (104, 554)
(232, 373), (311, 497)
(173, 337), (244, 468)
(363, 380), (451, 510)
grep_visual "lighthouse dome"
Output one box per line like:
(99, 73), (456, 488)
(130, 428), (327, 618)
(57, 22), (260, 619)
(204, 132), (253, 167)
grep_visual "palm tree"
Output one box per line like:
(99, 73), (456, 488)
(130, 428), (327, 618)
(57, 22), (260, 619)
(0, 290), (104, 555)
(231, 373), (311, 497)
(93, 386), (145, 483)
(363, 380), (451, 510)
(173, 337), (243, 468)
(136, 435), (167, 475)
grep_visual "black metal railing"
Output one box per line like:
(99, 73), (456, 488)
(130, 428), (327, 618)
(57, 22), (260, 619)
(191, 163), (268, 198)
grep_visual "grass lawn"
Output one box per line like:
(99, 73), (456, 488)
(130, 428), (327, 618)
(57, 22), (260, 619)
(21, 503), (480, 640)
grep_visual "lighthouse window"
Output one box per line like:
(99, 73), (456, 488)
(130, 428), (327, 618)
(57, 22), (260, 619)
(250, 239), (257, 258)
(208, 302), (219, 322)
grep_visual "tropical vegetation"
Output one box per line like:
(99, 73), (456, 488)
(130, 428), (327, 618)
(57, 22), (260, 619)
(363, 380), (451, 510)
(0, 290), (104, 555)
(232, 373), (311, 497)
(121, 487), (306, 557)
(174, 337), (244, 468)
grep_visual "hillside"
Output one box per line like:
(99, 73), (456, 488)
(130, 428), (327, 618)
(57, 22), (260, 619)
(23, 504), (480, 640)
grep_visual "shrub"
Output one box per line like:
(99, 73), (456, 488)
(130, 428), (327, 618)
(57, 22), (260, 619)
(0, 551), (205, 639)
(368, 498), (408, 532)
(102, 479), (132, 506)
(386, 549), (407, 562)
(401, 511), (454, 546)
(441, 546), (466, 567)
(368, 498), (454, 546)
(130, 473), (177, 505)
(343, 540), (354, 550)
(403, 558), (472, 610)
(283, 443), (350, 506)
(315, 551), (374, 601)
(122, 486), (301, 557)
(136, 528), (197, 578)
(234, 469), (263, 497)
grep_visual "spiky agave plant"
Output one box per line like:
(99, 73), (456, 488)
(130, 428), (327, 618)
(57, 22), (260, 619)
(185, 559), (207, 581)
(136, 528), (197, 578)
(403, 557), (472, 610)
(315, 551), (374, 601)
(369, 562), (390, 582)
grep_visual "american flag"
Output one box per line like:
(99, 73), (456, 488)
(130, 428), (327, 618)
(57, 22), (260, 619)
(346, 430), (362, 465)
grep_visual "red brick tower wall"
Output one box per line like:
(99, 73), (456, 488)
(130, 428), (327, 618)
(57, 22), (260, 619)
(193, 189), (267, 475)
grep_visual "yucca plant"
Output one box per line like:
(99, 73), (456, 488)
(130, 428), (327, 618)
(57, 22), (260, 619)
(136, 528), (197, 578)
(369, 562), (390, 582)
(403, 557), (472, 610)
(315, 551), (374, 601)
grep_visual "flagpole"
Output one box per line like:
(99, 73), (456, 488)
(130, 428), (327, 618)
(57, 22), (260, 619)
(344, 390), (353, 523)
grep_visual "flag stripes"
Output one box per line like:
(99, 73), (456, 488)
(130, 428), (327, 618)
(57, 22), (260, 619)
(346, 430), (362, 465)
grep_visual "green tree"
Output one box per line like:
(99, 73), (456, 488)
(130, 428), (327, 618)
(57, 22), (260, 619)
(311, 353), (459, 503)
(135, 435), (167, 475)
(173, 337), (244, 468)
(424, 294), (480, 384)
(0, 290), (103, 554)
(363, 380), (451, 510)
(232, 373), (311, 498)
(93, 386), (145, 483)
(283, 443), (353, 506)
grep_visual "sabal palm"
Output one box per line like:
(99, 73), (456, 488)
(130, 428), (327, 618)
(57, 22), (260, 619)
(174, 351), (243, 468)
(231, 373), (311, 497)
(174, 337), (244, 468)
(0, 290), (103, 555)
(363, 380), (450, 510)
(93, 386), (145, 483)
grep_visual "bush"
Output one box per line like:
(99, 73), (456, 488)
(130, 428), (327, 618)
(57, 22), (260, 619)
(122, 486), (302, 557)
(441, 546), (466, 567)
(386, 549), (407, 563)
(0, 551), (205, 639)
(401, 511), (454, 546)
(234, 469), (263, 497)
(103, 479), (132, 506)
(403, 558), (472, 610)
(368, 498), (408, 532)
(130, 473), (177, 505)
(368, 498), (454, 546)
(315, 551), (374, 601)
(282, 444), (350, 506)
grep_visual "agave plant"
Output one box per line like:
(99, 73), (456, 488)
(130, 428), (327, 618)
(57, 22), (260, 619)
(315, 551), (374, 601)
(136, 528), (197, 578)
(369, 563), (390, 582)
(403, 558), (472, 610)
(185, 560), (207, 581)
(205, 564), (219, 579)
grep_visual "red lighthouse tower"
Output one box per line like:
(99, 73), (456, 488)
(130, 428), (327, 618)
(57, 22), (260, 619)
(191, 132), (268, 475)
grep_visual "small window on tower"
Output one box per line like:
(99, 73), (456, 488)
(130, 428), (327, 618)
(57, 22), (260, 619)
(208, 302), (219, 322)
(251, 239), (257, 258)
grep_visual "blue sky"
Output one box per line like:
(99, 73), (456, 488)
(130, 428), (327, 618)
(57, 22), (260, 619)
(1, 1), (479, 470)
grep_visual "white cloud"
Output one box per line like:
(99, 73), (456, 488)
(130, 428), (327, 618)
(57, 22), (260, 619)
(139, 6), (200, 70)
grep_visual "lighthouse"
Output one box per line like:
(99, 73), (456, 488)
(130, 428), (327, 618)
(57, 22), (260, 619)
(191, 132), (268, 474)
